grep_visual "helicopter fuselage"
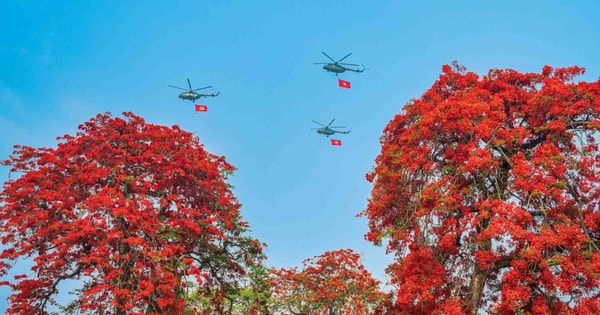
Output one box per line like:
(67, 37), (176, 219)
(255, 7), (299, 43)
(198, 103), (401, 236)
(179, 92), (202, 102)
(323, 64), (347, 73)
(317, 128), (336, 136)
(317, 127), (350, 137)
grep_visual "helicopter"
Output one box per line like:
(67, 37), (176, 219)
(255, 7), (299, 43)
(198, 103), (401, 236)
(312, 119), (351, 137)
(168, 79), (220, 102)
(314, 52), (365, 75)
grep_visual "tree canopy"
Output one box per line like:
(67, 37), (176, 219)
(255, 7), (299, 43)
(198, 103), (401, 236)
(363, 63), (600, 314)
(0, 112), (263, 314)
(270, 249), (384, 315)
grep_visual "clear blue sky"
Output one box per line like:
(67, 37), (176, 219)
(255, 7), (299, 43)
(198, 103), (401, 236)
(1, 0), (599, 311)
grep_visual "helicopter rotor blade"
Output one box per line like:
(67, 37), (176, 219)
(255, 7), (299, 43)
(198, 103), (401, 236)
(321, 52), (336, 62)
(312, 120), (325, 126)
(187, 79), (193, 91)
(313, 63), (329, 65)
(330, 126), (347, 128)
(337, 52), (352, 63)
(339, 63), (360, 66)
(327, 119), (336, 127)
(194, 86), (213, 91)
(168, 85), (188, 91)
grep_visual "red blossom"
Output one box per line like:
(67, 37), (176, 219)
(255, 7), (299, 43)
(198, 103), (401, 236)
(270, 249), (385, 315)
(0, 112), (262, 314)
(362, 63), (600, 314)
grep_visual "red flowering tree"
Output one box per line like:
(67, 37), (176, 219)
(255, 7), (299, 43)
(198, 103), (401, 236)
(186, 263), (272, 315)
(362, 63), (600, 314)
(270, 249), (384, 315)
(0, 112), (263, 314)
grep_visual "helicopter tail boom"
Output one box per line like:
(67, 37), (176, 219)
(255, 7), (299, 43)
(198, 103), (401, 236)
(335, 128), (351, 134)
(345, 67), (365, 73)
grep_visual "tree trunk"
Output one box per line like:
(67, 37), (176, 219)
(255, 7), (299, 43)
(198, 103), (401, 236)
(469, 237), (491, 312)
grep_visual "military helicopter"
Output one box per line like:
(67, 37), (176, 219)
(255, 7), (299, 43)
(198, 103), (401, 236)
(168, 79), (220, 102)
(314, 52), (365, 75)
(312, 119), (351, 137)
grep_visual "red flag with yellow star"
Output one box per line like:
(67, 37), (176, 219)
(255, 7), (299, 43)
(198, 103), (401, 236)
(331, 139), (342, 146)
(338, 79), (351, 89)
(195, 104), (208, 112)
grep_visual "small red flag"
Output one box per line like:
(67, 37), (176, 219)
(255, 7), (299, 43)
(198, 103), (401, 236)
(338, 79), (351, 89)
(331, 139), (342, 146)
(195, 104), (208, 112)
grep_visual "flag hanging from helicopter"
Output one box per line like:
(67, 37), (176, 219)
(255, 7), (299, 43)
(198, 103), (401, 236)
(338, 79), (351, 89)
(331, 139), (342, 146)
(195, 104), (208, 112)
